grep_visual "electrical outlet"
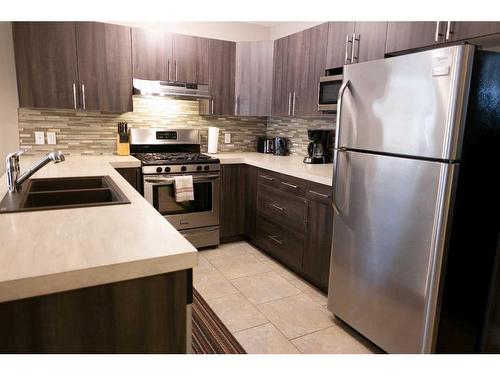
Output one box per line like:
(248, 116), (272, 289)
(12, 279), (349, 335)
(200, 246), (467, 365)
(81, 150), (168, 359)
(46, 132), (57, 145)
(224, 133), (231, 144)
(34, 131), (45, 145)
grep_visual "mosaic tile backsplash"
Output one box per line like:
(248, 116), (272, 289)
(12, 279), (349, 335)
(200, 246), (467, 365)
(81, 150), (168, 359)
(18, 97), (335, 156)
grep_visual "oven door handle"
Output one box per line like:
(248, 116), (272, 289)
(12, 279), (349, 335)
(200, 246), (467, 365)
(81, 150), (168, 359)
(144, 174), (220, 185)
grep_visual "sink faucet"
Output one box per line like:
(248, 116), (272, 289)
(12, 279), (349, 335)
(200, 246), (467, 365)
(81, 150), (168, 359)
(6, 150), (65, 192)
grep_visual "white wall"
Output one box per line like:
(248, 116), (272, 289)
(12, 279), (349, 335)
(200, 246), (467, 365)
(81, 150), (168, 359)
(251, 21), (324, 40)
(0, 22), (19, 174)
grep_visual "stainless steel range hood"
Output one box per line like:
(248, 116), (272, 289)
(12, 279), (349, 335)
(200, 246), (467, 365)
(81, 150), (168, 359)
(133, 78), (211, 100)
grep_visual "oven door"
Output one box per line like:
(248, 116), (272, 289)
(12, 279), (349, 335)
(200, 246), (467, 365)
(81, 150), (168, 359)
(318, 74), (343, 111)
(143, 173), (220, 230)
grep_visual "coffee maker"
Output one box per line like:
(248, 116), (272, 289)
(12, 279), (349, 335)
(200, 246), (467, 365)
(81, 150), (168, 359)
(303, 130), (333, 164)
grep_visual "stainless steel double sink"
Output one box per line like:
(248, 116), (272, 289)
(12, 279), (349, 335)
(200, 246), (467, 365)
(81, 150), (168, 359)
(0, 176), (130, 213)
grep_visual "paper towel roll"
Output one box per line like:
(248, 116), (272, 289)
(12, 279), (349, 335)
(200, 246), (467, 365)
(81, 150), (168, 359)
(208, 127), (219, 154)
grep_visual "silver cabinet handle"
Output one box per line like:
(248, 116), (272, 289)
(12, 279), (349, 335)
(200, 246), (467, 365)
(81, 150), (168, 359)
(332, 79), (350, 214)
(446, 21), (453, 40)
(435, 21), (442, 42)
(260, 175), (274, 181)
(292, 92), (296, 116)
(175, 60), (178, 81)
(235, 96), (239, 115)
(309, 190), (329, 198)
(167, 59), (170, 81)
(268, 235), (283, 245)
(72, 83), (77, 109)
(269, 203), (285, 211)
(344, 34), (353, 65)
(211, 98), (214, 115)
(287, 92), (292, 116)
(81, 84), (86, 110)
(351, 33), (360, 63)
(281, 181), (298, 189)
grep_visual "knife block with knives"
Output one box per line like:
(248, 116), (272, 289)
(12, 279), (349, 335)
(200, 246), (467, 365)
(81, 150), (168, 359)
(116, 122), (130, 156)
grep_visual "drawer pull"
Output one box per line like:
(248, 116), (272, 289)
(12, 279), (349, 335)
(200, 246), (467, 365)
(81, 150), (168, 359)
(281, 181), (298, 189)
(268, 235), (283, 245)
(309, 190), (329, 198)
(269, 203), (285, 211)
(260, 175), (274, 181)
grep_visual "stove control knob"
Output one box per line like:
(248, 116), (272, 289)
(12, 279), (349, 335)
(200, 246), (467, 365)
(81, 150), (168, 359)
(196, 165), (202, 171)
(181, 166), (187, 172)
(156, 167), (163, 173)
(204, 165), (210, 171)
(165, 167), (171, 172)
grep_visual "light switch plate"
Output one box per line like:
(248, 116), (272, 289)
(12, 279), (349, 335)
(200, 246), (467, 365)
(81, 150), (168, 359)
(34, 131), (45, 145)
(224, 133), (231, 144)
(46, 132), (57, 145)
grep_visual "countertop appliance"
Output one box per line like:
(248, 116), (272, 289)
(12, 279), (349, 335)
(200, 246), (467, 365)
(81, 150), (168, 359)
(273, 137), (288, 156)
(257, 137), (275, 154)
(303, 129), (333, 164)
(328, 45), (500, 353)
(130, 128), (220, 248)
(318, 67), (343, 112)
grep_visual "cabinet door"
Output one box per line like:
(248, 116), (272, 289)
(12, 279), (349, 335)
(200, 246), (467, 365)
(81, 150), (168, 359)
(244, 165), (258, 241)
(171, 34), (209, 84)
(449, 22), (500, 41)
(132, 28), (172, 81)
(220, 164), (245, 239)
(303, 199), (333, 293)
(354, 22), (388, 63)
(271, 37), (289, 116)
(12, 22), (79, 109)
(76, 22), (133, 113)
(325, 22), (355, 69)
(235, 41), (273, 116)
(385, 22), (440, 54)
(208, 39), (235, 115)
(294, 23), (329, 116)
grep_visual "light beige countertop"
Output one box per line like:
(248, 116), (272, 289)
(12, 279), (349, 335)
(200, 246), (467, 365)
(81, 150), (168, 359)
(209, 152), (333, 186)
(0, 155), (198, 303)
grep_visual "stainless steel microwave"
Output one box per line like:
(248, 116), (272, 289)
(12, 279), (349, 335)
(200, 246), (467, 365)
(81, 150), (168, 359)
(318, 73), (343, 112)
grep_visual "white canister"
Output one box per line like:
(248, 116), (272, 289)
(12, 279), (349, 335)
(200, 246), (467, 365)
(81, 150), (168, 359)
(208, 127), (219, 154)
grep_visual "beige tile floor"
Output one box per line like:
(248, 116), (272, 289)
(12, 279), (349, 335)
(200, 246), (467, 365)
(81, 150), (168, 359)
(193, 241), (382, 354)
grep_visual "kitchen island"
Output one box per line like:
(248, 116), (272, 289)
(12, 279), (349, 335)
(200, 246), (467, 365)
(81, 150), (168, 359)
(0, 155), (198, 353)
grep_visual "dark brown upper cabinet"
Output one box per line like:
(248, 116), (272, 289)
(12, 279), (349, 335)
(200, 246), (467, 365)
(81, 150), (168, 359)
(235, 40), (274, 116)
(325, 22), (355, 69)
(76, 22), (133, 113)
(447, 22), (500, 42)
(171, 34), (209, 84)
(352, 22), (388, 63)
(272, 23), (328, 117)
(385, 22), (442, 54)
(132, 28), (172, 81)
(12, 22), (79, 109)
(208, 39), (235, 116)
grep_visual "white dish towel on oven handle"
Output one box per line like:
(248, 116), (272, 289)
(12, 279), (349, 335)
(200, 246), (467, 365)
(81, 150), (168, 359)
(174, 175), (194, 202)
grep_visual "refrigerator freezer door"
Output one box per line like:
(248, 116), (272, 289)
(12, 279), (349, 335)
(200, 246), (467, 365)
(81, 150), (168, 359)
(328, 150), (457, 353)
(340, 45), (474, 160)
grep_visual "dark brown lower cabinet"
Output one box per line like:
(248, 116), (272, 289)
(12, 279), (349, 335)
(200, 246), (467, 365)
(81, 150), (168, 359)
(115, 167), (142, 194)
(303, 199), (334, 291)
(220, 164), (245, 240)
(0, 270), (191, 353)
(244, 165), (259, 241)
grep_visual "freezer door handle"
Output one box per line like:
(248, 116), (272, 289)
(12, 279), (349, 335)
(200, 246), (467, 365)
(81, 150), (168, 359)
(332, 80), (350, 214)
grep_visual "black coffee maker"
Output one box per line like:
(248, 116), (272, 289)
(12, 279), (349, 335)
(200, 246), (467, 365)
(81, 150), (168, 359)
(303, 130), (333, 164)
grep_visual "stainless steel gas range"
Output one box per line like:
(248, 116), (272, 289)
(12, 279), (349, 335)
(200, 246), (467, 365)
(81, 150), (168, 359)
(130, 128), (220, 248)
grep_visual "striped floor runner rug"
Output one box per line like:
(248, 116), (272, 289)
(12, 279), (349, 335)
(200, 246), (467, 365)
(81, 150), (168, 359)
(192, 288), (246, 354)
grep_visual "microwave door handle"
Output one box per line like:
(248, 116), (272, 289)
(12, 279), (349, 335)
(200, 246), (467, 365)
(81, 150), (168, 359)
(332, 79), (350, 215)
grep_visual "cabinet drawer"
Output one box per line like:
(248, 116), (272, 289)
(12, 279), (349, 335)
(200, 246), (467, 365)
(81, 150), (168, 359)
(255, 215), (304, 271)
(306, 182), (332, 205)
(257, 184), (307, 233)
(257, 168), (308, 196)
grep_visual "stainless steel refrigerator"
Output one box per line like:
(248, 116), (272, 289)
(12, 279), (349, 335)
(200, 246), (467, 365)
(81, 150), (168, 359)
(327, 44), (500, 353)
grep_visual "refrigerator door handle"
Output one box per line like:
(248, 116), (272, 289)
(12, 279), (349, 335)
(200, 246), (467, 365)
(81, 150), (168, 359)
(332, 79), (350, 214)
